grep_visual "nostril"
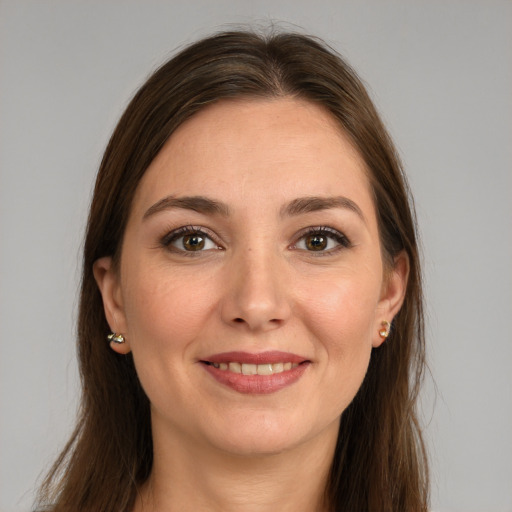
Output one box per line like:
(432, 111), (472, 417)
(233, 318), (245, 323)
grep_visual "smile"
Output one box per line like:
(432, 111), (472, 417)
(204, 361), (299, 375)
(200, 351), (310, 394)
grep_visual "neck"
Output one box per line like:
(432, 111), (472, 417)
(134, 419), (338, 512)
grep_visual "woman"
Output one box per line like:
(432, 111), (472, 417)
(36, 30), (428, 511)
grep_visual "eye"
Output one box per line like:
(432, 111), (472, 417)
(293, 227), (351, 253)
(161, 226), (221, 253)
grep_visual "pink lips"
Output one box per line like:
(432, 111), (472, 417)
(200, 351), (310, 394)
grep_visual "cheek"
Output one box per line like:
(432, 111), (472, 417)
(302, 272), (381, 407)
(121, 265), (217, 354)
(120, 267), (220, 411)
(298, 268), (382, 344)
(295, 262), (383, 405)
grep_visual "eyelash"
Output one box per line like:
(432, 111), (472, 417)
(160, 225), (222, 256)
(160, 225), (351, 256)
(292, 226), (352, 255)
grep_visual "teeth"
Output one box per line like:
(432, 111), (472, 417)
(228, 362), (241, 373)
(241, 363), (257, 375)
(211, 361), (299, 374)
(272, 362), (284, 373)
(257, 363), (273, 376)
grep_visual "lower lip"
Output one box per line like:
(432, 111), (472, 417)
(202, 362), (310, 394)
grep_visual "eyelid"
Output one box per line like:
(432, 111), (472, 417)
(160, 225), (223, 253)
(291, 226), (352, 253)
(159, 224), (350, 255)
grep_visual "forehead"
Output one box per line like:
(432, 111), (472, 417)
(132, 97), (374, 217)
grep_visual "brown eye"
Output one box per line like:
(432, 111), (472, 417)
(294, 227), (351, 254)
(182, 233), (206, 251)
(163, 227), (220, 253)
(305, 234), (327, 251)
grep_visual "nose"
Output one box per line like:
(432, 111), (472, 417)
(220, 246), (291, 332)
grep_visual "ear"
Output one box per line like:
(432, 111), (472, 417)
(373, 250), (409, 348)
(93, 256), (131, 354)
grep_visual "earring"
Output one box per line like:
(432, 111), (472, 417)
(379, 321), (391, 339)
(107, 332), (125, 344)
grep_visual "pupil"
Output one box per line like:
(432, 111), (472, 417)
(307, 235), (327, 251)
(183, 234), (205, 251)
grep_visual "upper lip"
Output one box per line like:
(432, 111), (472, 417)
(201, 351), (309, 365)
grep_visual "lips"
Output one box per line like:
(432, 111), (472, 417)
(200, 351), (311, 394)
(205, 361), (299, 375)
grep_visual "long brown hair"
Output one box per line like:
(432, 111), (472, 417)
(36, 29), (428, 511)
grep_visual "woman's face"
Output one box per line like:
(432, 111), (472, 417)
(96, 98), (407, 457)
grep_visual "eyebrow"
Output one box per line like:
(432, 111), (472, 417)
(143, 194), (365, 223)
(143, 195), (230, 219)
(281, 196), (366, 223)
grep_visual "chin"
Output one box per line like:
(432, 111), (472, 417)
(213, 433), (302, 458)
(201, 411), (336, 458)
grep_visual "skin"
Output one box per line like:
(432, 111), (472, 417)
(94, 98), (408, 512)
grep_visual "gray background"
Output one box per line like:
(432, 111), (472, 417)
(1, 1), (511, 511)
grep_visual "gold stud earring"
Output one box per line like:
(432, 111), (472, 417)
(379, 321), (391, 339)
(107, 332), (125, 344)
